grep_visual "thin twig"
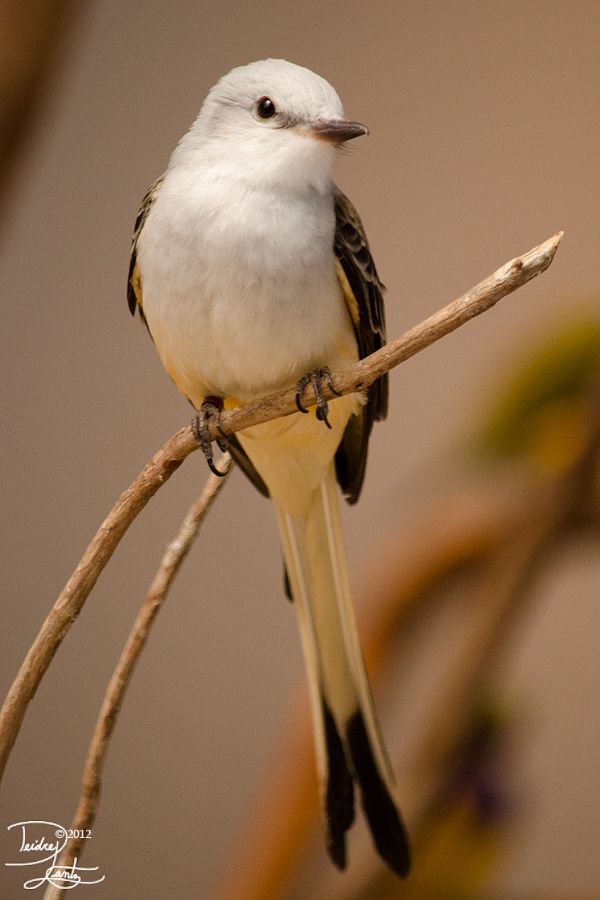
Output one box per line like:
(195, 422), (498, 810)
(43, 454), (232, 900)
(0, 231), (563, 785)
(0, 427), (195, 783)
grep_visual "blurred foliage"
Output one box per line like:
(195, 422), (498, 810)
(475, 315), (600, 471)
(398, 706), (509, 900)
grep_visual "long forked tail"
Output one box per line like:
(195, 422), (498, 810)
(276, 466), (411, 877)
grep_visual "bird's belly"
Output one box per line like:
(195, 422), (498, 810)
(138, 174), (358, 407)
(142, 256), (357, 409)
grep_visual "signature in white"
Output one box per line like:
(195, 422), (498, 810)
(5, 821), (105, 890)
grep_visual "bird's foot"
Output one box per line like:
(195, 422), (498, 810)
(191, 397), (229, 477)
(295, 366), (341, 430)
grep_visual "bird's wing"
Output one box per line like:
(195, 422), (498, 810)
(127, 174), (165, 320)
(333, 187), (389, 504)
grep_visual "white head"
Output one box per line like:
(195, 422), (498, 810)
(172, 59), (368, 194)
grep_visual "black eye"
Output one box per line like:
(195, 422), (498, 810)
(256, 96), (276, 119)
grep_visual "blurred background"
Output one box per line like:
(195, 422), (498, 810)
(1, 1), (599, 897)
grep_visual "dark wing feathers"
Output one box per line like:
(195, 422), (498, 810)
(127, 175), (165, 318)
(333, 187), (388, 504)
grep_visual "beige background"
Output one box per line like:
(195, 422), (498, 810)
(1, 1), (600, 897)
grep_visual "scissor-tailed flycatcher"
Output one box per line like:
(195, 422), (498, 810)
(128, 58), (410, 877)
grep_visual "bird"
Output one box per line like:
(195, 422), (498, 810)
(127, 58), (410, 877)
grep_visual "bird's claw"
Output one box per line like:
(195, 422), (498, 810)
(295, 366), (341, 430)
(191, 398), (229, 477)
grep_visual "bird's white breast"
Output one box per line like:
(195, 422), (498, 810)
(137, 167), (356, 408)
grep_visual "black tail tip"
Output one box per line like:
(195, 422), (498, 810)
(346, 710), (412, 878)
(323, 700), (355, 871)
(326, 819), (411, 878)
(320, 702), (411, 878)
(326, 831), (347, 871)
(379, 832), (411, 879)
(368, 803), (411, 878)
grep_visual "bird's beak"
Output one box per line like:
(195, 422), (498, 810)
(310, 118), (369, 143)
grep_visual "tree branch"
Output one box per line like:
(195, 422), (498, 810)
(0, 231), (563, 785)
(43, 456), (232, 900)
(0, 428), (197, 783)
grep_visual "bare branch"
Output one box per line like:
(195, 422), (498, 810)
(43, 455), (232, 900)
(0, 428), (198, 781)
(0, 231), (563, 785)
